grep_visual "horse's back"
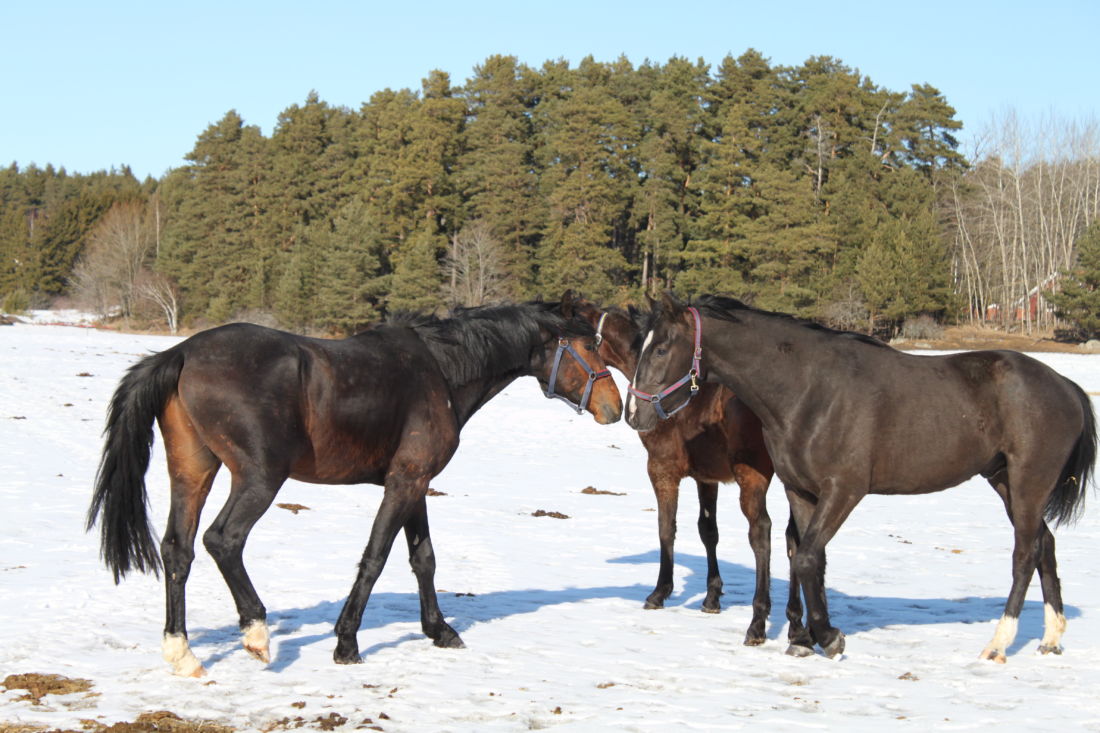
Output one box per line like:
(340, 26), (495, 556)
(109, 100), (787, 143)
(773, 345), (1089, 495)
(168, 323), (454, 484)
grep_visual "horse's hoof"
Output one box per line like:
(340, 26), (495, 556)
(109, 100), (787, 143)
(163, 634), (205, 678)
(643, 599), (665, 610)
(242, 620), (271, 664)
(980, 648), (1007, 664)
(743, 634), (766, 647)
(333, 645), (362, 665)
(821, 631), (845, 659)
(785, 644), (814, 658)
(1038, 643), (1063, 656)
(433, 630), (466, 649)
(701, 602), (721, 615)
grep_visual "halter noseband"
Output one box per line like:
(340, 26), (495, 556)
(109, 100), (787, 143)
(627, 306), (703, 420)
(545, 333), (613, 415)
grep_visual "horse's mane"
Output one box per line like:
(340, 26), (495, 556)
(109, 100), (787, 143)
(689, 294), (889, 349)
(389, 301), (594, 384)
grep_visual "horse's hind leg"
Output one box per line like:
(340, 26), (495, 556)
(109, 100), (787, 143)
(734, 468), (772, 643)
(696, 481), (723, 614)
(160, 397), (221, 677)
(980, 513), (1043, 663)
(983, 469), (1063, 661)
(202, 470), (286, 665)
(1035, 523), (1067, 654)
(404, 496), (463, 648)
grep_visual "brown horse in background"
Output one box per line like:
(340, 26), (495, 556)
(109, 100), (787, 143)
(574, 297), (805, 646)
(88, 294), (622, 676)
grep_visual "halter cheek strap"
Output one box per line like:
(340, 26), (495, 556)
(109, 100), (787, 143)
(545, 337), (613, 414)
(627, 306), (703, 420)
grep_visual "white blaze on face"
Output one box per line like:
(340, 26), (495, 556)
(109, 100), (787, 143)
(627, 328), (656, 422)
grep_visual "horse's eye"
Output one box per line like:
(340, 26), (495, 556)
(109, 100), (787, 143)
(656, 347), (668, 357)
(585, 342), (596, 352)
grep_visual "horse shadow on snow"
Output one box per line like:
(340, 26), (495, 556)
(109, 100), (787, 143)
(188, 550), (1079, 670)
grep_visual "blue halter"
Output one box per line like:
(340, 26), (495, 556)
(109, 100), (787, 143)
(545, 335), (613, 414)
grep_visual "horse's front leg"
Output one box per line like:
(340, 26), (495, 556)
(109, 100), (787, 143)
(785, 486), (858, 659)
(733, 468), (771, 643)
(333, 479), (423, 664)
(644, 471), (681, 610)
(404, 496), (463, 648)
(782, 512), (812, 654)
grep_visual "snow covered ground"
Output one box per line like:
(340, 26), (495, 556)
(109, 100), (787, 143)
(3, 320), (1100, 731)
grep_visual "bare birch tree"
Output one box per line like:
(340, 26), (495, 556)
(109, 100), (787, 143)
(71, 198), (181, 330)
(443, 220), (512, 306)
(950, 111), (1100, 331)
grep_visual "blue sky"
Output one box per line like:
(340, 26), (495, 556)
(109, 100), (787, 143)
(3, 0), (1098, 181)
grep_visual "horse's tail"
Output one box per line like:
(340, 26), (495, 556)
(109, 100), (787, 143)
(87, 346), (185, 583)
(1045, 381), (1097, 527)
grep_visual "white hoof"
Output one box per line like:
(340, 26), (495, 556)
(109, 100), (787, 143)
(979, 615), (1017, 664)
(1039, 604), (1067, 654)
(242, 620), (271, 664)
(163, 633), (206, 677)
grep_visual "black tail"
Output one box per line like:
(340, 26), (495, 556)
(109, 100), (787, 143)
(1045, 381), (1097, 527)
(87, 346), (185, 583)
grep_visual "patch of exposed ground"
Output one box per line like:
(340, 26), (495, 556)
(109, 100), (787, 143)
(893, 325), (1089, 353)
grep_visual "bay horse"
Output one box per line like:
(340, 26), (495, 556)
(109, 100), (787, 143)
(87, 295), (622, 677)
(573, 297), (807, 647)
(626, 292), (1095, 661)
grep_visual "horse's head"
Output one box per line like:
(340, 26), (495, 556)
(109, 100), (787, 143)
(568, 295), (642, 377)
(625, 291), (702, 432)
(533, 292), (623, 425)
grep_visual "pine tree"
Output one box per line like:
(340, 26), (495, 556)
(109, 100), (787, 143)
(1049, 223), (1100, 336)
(457, 55), (541, 296)
(159, 110), (271, 321)
(634, 57), (709, 295)
(532, 58), (634, 299)
(387, 227), (444, 313)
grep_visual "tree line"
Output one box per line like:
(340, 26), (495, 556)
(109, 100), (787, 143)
(2, 52), (1097, 336)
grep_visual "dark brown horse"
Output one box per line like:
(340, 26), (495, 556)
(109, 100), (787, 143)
(573, 298), (805, 646)
(87, 295), (622, 676)
(627, 293), (1096, 661)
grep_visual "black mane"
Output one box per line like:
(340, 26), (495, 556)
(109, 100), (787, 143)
(392, 301), (594, 384)
(690, 294), (888, 349)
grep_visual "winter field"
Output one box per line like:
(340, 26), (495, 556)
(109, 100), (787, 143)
(3, 318), (1100, 731)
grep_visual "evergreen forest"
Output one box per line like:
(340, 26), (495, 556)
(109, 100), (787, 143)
(3, 52), (1099, 336)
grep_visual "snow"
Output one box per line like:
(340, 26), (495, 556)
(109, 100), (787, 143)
(3, 321), (1100, 731)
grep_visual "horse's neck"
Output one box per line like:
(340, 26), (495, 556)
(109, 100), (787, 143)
(448, 369), (527, 426)
(700, 312), (809, 428)
(433, 330), (539, 426)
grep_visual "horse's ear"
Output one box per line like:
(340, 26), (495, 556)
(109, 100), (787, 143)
(645, 292), (658, 312)
(660, 290), (684, 315)
(560, 289), (575, 318)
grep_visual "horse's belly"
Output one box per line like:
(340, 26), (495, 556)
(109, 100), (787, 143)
(290, 447), (391, 486)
